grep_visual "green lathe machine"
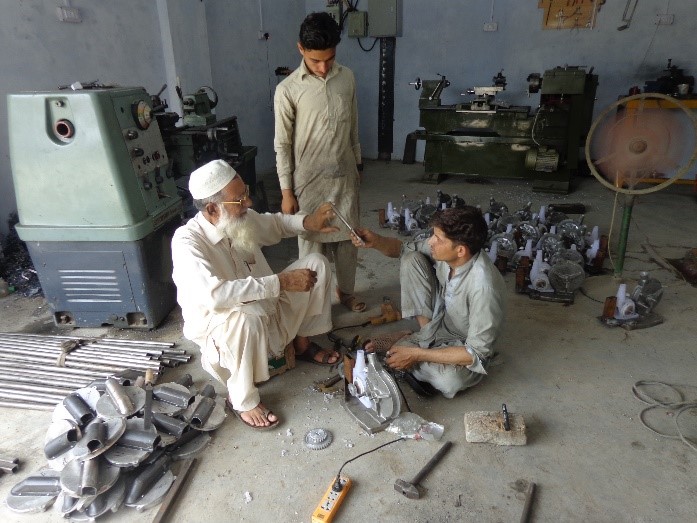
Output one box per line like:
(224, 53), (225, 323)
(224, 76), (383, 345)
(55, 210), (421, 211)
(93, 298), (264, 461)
(8, 83), (258, 328)
(403, 66), (598, 193)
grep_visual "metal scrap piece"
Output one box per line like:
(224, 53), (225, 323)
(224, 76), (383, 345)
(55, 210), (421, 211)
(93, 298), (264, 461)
(60, 456), (120, 498)
(6, 469), (62, 513)
(69, 476), (126, 521)
(124, 470), (175, 511)
(103, 418), (160, 468)
(96, 384), (146, 419)
(71, 417), (126, 461)
(181, 396), (226, 431)
(168, 432), (211, 461)
(52, 386), (101, 425)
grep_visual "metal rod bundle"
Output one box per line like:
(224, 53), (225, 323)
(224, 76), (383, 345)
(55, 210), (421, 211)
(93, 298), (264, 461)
(0, 332), (191, 411)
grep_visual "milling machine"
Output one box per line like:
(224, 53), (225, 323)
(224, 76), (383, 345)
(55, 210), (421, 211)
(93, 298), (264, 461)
(403, 66), (599, 194)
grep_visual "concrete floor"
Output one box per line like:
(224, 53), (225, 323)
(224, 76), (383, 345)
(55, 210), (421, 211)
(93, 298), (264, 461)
(1, 161), (696, 522)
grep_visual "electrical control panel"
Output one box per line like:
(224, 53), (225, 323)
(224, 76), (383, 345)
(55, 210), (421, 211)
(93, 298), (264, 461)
(368, 0), (402, 37)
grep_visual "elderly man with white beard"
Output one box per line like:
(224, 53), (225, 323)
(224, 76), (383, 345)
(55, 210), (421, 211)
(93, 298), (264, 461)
(171, 159), (341, 430)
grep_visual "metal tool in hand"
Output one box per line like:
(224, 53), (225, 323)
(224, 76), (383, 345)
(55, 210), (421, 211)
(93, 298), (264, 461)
(328, 202), (364, 246)
(394, 440), (452, 499)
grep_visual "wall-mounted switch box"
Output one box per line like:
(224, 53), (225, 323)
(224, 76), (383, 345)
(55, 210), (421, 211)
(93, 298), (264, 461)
(656, 14), (674, 25)
(56, 6), (82, 23)
(368, 0), (402, 37)
(348, 11), (368, 38)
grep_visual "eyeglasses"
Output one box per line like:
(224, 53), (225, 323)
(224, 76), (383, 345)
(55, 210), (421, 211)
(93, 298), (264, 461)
(220, 185), (250, 206)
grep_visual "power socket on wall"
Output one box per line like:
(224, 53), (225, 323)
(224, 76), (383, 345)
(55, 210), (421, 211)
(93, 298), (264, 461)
(483, 22), (498, 32)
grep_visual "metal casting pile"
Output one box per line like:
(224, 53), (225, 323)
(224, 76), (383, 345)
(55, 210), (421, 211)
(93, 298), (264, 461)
(0, 333), (191, 411)
(384, 192), (606, 297)
(0, 214), (41, 297)
(6, 372), (224, 518)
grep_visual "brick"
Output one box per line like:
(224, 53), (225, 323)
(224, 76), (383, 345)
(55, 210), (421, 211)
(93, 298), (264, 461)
(464, 411), (527, 445)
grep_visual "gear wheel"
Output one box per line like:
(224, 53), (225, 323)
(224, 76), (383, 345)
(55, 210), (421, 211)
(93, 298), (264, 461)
(304, 428), (333, 450)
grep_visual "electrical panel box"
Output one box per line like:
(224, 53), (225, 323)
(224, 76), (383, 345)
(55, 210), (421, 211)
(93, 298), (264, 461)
(368, 0), (402, 37)
(347, 11), (368, 38)
(326, 1), (342, 25)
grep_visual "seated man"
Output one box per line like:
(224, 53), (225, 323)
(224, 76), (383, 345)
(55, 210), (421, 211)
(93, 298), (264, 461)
(171, 160), (341, 430)
(352, 206), (506, 398)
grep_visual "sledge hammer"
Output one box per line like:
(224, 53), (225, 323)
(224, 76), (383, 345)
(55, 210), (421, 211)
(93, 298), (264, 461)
(394, 441), (452, 499)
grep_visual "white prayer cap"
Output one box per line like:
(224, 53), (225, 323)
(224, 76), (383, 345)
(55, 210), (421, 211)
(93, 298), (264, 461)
(189, 160), (238, 199)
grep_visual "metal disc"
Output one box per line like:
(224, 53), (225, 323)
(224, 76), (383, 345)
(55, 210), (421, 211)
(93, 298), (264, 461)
(45, 418), (81, 471)
(69, 476), (126, 521)
(181, 396), (226, 431)
(6, 469), (62, 514)
(124, 470), (175, 511)
(72, 417), (126, 461)
(96, 386), (146, 419)
(103, 418), (158, 468)
(60, 456), (121, 498)
(169, 432), (211, 461)
(51, 386), (101, 424)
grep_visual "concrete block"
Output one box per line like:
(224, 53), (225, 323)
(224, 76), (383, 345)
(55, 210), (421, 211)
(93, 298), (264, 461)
(464, 411), (527, 445)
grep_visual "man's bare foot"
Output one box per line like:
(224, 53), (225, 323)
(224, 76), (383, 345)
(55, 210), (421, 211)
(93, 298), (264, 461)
(240, 404), (278, 427)
(337, 288), (366, 312)
(294, 337), (340, 365)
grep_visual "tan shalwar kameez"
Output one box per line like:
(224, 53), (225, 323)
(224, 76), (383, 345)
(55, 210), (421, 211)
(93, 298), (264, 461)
(274, 59), (362, 294)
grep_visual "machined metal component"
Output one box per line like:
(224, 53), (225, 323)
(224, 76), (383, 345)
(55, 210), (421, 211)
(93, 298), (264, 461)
(0, 456), (20, 473)
(6, 469), (62, 513)
(548, 260), (586, 293)
(62, 393), (95, 426)
(343, 352), (402, 433)
(167, 431), (211, 461)
(104, 418), (161, 468)
(152, 412), (188, 437)
(60, 456), (120, 498)
(124, 454), (171, 505)
(125, 470), (175, 511)
(96, 384), (145, 419)
(44, 426), (79, 460)
(631, 271), (664, 315)
(304, 428), (333, 450)
(71, 417), (126, 461)
(69, 476), (126, 521)
(182, 396), (226, 431)
(105, 378), (135, 415)
(52, 386), (101, 425)
(153, 383), (194, 408)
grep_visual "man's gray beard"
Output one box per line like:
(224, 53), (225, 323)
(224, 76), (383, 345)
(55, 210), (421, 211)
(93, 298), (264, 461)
(216, 208), (258, 261)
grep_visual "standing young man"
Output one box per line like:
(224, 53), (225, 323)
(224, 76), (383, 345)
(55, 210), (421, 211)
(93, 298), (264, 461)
(274, 12), (366, 312)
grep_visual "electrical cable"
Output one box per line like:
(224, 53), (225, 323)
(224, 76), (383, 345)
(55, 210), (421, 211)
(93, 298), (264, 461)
(632, 380), (697, 453)
(332, 437), (405, 490)
(357, 37), (378, 52)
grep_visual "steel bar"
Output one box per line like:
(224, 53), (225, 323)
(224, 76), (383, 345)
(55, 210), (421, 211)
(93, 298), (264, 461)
(0, 339), (164, 357)
(0, 399), (54, 411)
(0, 333), (175, 348)
(0, 352), (159, 373)
(0, 389), (63, 404)
(0, 381), (75, 396)
(0, 360), (112, 378)
(0, 344), (164, 367)
(0, 372), (87, 389)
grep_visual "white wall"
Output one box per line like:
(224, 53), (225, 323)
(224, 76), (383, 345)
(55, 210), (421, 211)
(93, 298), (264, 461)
(2, 0), (696, 237)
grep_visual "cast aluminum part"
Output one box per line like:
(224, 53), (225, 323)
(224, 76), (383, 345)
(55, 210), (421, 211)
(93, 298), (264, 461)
(96, 384), (146, 419)
(6, 469), (62, 513)
(181, 396), (226, 431)
(70, 418), (126, 463)
(153, 383), (194, 408)
(67, 476), (126, 521)
(343, 352), (402, 433)
(631, 272), (664, 315)
(124, 470), (175, 511)
(168, 431), (211, 461)
(103, 418), (160, 468)
(548, 260), (586, 293)
(304, 428), (333, 450)
(60, 456), (120, 498)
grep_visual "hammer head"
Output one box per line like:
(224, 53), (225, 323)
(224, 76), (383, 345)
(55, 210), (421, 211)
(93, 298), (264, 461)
(394, 478), (421, 499)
